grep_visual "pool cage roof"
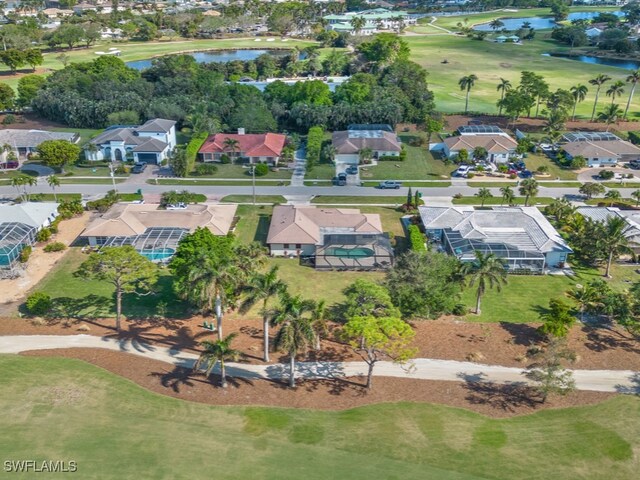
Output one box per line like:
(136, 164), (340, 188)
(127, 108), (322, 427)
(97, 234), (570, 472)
(0, 222), (37, 270)
(102, 227), (188, 251)
(315, 233), (394, 270)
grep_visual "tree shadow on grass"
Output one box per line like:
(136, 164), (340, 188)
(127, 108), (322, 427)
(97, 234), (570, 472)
(253, 213), (271, 244)
(499, 321), (543, 347)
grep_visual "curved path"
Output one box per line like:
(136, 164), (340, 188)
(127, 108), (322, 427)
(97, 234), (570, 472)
(0, 335), (638, 393)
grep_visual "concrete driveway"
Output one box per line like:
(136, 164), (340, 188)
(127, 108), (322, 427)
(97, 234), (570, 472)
(577, 167), (640, 184)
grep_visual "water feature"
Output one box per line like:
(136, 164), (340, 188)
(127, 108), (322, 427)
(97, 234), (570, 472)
(543, 52), (640, 70)
(126, 49), (293, 70)
(473, 11), (623, 31)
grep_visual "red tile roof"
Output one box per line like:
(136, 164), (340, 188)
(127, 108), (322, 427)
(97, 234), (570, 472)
(199, 133), (286, 157)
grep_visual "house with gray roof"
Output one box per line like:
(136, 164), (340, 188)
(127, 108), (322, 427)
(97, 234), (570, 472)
(418, 206), (572, 273)
(332, 129), (401, 165)
(85, 118), (176, 164)
(560, 131), (640, 167)
(0, 129), (79, 165)
(576, 206), (640, 253)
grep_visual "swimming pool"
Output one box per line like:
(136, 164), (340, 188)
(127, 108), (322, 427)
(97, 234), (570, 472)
(139, 248), (176, 261)
(324, 247), (375, 258)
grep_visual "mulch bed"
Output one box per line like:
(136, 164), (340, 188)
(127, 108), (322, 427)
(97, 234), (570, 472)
(21, 347), (615, 418)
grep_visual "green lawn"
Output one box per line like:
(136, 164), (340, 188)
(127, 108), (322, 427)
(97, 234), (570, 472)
(405, 28), (640, 118)
(525, 153), (578, 180)
(59, 177), (127, 185)
(64, 164), (128, 178)
(467, 182), (518, 188)
(32, 248), (187, 320)
(233, 204), (275, 244)
(29, 193), (82, 202)
(1, 355), (638, 480)
(152, 179), (288, 186)
(538, 181), (583, 188)
(191, 163), (292, 179)
(223, 195), (286, 205)
(305, 163), (336, 181)
(311, 196), (407, 205)
(359, 136), (453, 181)
(362, 181), (451, 187)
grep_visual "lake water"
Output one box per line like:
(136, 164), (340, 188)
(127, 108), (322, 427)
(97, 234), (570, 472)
(543, 52), (640, 70)
(126, 49), (293, 70)
(233, 77), (349, 92)
(473, 11), (624, 31)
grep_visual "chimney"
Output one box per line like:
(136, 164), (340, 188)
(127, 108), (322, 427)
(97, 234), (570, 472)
(237, 128), (245, 135)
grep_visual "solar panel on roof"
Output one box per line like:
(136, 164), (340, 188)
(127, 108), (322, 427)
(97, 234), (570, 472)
(458, 125), (503, 134)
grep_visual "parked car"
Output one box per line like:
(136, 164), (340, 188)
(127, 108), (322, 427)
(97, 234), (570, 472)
(131, 162), (147, 174)
(520, 170), (533, 179)
(333, 172), (347, 186)
(477, 161), (497, 173)
(0, 161), (19, 169)
(629, 161), (640, 170)
(515, 161), (526, 171)
(345, 165), (358, 175)
(166, 202), (187, 210)
(378, 181), (402, 189)
(454, 165), (472, 177)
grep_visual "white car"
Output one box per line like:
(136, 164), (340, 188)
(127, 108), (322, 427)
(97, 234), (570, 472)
(166, 202), (187, 210)
(455, 165), (472, 177)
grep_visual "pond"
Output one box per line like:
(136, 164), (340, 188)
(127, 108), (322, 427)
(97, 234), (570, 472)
(126, 49), (294, 70)
(543, 52), (640, 70)
(473, 11), (623, 31)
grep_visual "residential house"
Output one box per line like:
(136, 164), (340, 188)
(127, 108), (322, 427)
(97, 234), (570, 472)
(0, 129), (80, 166)
(440, 125), (518, 163)
(332, 128), (401, 164)
(576, 206), (640, 253)
(198, 130), (287, 165)
(79, 203), (238, 261)
(418, 206), (573, 273)
(85, 118), (177, 164)
(560, 132), (640, 167)
(266, 205), (393, 270)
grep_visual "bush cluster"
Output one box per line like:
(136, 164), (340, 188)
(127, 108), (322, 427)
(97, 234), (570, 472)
(19, 246), (32, 263)
(254, 163), (269, 177)
(408, 224), (426, 252)
(194, 163), (218, 176)
(25, 292), (52, 316)
(36, 228), (52, 243)
(44, 242), (66, 253)
(306, 126), (323, 171)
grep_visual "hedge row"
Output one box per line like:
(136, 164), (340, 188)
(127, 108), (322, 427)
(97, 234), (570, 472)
(408, 224), (426, 252)
(306, 126), (323, 170)
(628, 131), (640, 145)
(186, 132), (209, 173)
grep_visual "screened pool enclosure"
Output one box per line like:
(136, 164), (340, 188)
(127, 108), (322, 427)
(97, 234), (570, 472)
(314, 233), (394, 270)
(100, 227), (187, 263)
(0, 222), (37, 276)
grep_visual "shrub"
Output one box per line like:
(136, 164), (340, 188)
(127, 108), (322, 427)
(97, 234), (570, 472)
(49, 218), (60, 234)
(86, 190), (118, 212)
(628, 131), (640, 145)
(254, 163), (269, 176)
(399, 145), (407, 161)
(25, 292), (52, 316)
(536, 165), (549, 174)
(306, 126), (323, 171)
(2, 114), (16, 125)
(599, 169), (615, 180)
(220, 154), (231, 164)
(58, 199), (83, 219)
(408, 224), (426, 252)
(186, 132), (208, 173)
(195, 163), (218, 176)
(44, 242), (66, 252)
(20, 246), (32, 263)
(466, 172), (475, 179)
(570, 156), (587, 169)
(378, 155), (402, 161)
(160, 190), (206, 207)
(114, 165), (129, 175)
(36, 228), (51, 242)
(452, 303), (468, 316)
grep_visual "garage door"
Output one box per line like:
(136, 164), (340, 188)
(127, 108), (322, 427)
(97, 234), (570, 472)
(137, 153), (158, 164)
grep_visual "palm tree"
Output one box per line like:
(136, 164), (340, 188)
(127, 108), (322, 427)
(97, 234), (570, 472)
(570, 84), (588, 121)
(589, 74), (611, 121)
(606, 80), (625, 105)
(632, 189), (640, 206)
(597, 216), (631, 277)
(272, 292), (316, 388)
(624, 69), (640, 120)
(241, 266), (287, 362)
(350, 15), (366, 35)
(546, 197), (575, 224)
(604, 189), (621, 206)
(461, 251), (508, 315)
(47, 175), (60, 202)
(568, 283), (597, 323)
(458, 74), (478, 114)
(475, 187), (493, 207)
(11, 174), (36, 202)
(497, 78), (512, 115)
(223, 137), (240, 160)
(519, 178), (539, 206)
(489, 19), (504, 31)
(500, 185), (515, 206)
(597, 103), (623, 131)
(310, 299), (328, 351)
(194, 333), (242, 388)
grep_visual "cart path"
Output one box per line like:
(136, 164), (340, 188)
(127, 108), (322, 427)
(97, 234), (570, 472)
(0, 335), (638, 394)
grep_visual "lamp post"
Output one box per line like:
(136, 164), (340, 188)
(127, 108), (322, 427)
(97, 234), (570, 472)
(251, 164), (256, 206)
(108, 162), (117, 194)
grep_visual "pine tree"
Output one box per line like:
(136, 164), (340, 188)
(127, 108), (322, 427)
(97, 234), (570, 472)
(406, 187), (413, 207)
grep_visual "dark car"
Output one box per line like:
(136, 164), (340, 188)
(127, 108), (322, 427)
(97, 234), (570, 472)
(131, 162), (147, 174)
(629, 160), (640, 170)
(378, 181), (402, 189)
(333, 173), (347, 186)
(345, 166), (358, 175)
(0, 161), (19, 169)
(515, 161), (526, 171)
(520, 169), (533, 179)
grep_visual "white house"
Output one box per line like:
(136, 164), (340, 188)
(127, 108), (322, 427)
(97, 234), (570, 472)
(441, 125), (518, 163)
(85, 118), (177, 164)
(561, 131), (640, 167)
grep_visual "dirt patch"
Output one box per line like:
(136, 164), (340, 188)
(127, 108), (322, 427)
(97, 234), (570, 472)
(20, 348), (616, 417)
(499, 62), (512, 69)
(1, 315), (638, 371)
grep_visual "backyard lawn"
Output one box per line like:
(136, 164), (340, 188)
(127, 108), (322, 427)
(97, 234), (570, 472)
(1, 355), (638, 480)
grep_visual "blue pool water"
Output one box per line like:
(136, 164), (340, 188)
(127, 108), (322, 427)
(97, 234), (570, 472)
(139, 248), (175, 261)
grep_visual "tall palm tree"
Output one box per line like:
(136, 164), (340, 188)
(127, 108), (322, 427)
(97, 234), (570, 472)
(272, 292), (316, 388)
(458, 74), (478, 114)
(570, 84), (588, 121)
(624, 69), (640, 120)
(194, 333), (242, 388)
(475, 187), (493, 207)
(310, 299), (328, 351)
(606, 80), (625, 105)
(604, 189), (621, 207)
(568, 283), (597, 323)
(500, 185), (515, 206)
(461, 251), (508, 315)
(597, 216), (631, 278)
(223, 137), (240, 160)
(546, 197), (575, 225)
(519, 178), (539, 206)
(187, 252), (239, 341)
(589, 74), (611, 121)
(11, 174), (36, 202)
(632, 189), (640, 206)
(47, 175), (60, 202)
(597, 103), (623, 131)
(241, 266), (287, 362)
(497, 78), (512, 116)
(350, 15), (366, 35)
(489, 19), (504, 31)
